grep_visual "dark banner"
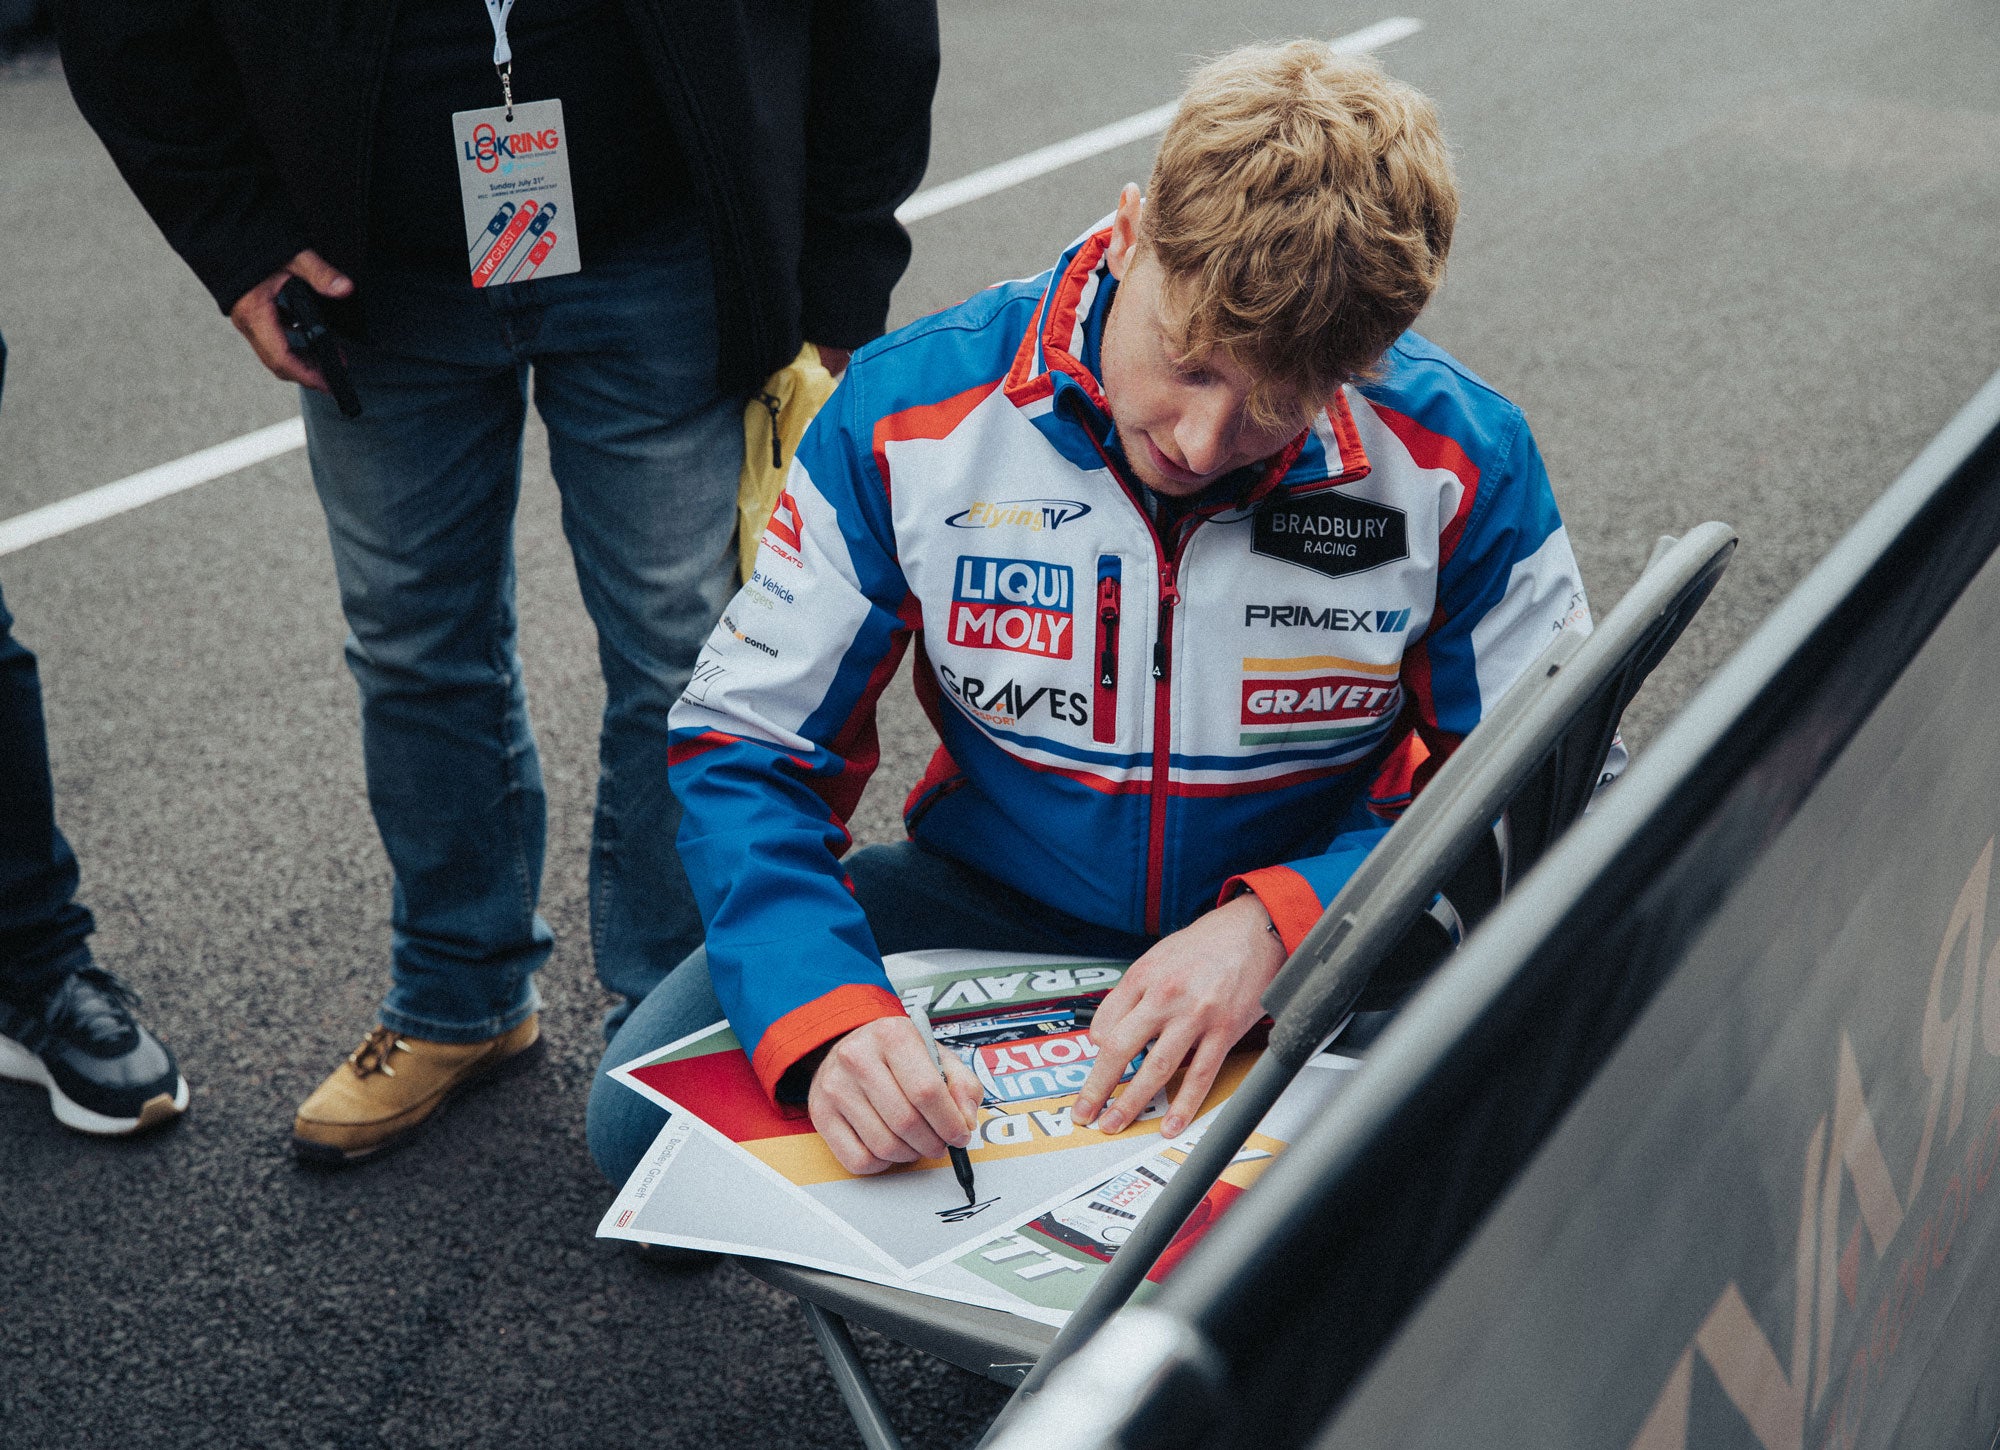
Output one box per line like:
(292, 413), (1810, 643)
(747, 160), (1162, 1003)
(1320, 535), (2000, 1450)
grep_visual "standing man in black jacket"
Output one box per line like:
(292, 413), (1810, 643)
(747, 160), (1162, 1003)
(54, 0), (940, 1163)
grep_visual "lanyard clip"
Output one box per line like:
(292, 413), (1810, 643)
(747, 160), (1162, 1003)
(497, 61), (514, 123)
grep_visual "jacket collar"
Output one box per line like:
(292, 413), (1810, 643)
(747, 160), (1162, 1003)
(1003, 223), (1373, 501)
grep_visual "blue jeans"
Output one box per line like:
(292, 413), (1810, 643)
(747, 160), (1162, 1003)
(586, 840), (1157, 1184)
(300, 226), (741, 1045)
(0, 580), (96, 1002)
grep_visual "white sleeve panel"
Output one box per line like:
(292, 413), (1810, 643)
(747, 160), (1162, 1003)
(1469, 525), (1593, 715)
(669, 461), (880, 751)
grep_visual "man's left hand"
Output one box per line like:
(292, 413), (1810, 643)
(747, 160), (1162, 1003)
(1072, 892), (1287, 1140)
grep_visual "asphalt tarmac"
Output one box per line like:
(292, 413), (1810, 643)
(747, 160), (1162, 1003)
(2, 1), (1997, 1446)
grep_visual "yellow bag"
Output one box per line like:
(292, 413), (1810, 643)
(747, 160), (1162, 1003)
(738, 343), (838, 582)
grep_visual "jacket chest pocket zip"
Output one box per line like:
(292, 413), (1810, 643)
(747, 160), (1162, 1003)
(1093, 556), (1121, 744)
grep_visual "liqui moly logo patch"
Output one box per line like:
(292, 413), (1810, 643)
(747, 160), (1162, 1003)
(949, 557), (1074, 659)
(969, 1029), (1140, 1105)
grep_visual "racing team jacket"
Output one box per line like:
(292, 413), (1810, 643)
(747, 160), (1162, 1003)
(668, 223), (1593, 1103)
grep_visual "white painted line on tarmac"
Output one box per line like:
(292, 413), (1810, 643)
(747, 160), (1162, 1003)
(0, 15), (1422, 559)
(896, 16), (1425, 222)
(0, 418), (307, 558)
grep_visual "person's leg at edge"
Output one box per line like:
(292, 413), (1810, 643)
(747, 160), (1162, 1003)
(526, 230), (741, 1038)
(0, 580), (95, 997)
(586, 840), (1154, 1184)
(0, 580), (188, 1133)
(301, 306), (552, 1046)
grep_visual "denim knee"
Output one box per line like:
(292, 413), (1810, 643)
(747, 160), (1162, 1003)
(586, 946), (721, 1184)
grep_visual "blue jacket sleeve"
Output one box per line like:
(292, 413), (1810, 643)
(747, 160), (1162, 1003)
(668, 371), (916, 1101)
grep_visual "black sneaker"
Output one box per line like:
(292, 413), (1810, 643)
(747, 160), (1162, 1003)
(0, 966), (189, 1135)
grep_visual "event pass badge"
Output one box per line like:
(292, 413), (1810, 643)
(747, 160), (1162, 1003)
(453, 99), (581, 287)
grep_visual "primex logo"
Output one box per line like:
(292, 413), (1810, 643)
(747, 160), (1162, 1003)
(949, 556), (1074, 659)
(1630, 839), (2000, 1450)
(1244, 604), (1414, 635)
(1239, 655), (1400, 747)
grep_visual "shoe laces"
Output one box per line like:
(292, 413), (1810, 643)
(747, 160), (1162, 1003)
(46, 967), (143, 1053)
(347, 1026), (412, 1079)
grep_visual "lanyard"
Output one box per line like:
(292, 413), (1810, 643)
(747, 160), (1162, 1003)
(482, 0), (518, 119)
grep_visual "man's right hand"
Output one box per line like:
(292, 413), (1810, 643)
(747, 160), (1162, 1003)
(808, 1016), (983, 1175)
(229, 249), (354, 394)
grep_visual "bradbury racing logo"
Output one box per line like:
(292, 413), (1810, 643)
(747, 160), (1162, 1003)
(949, 557), (1074, 658)
(946, 498), (1092, 534)
(1239, 653), (1401, 747)
(1253, 493), (1408, 580)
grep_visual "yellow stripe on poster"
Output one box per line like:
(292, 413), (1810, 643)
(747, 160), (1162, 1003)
(1217, 1131), (1287, 1191)
(743, 1052), (1261, 1188)
(1240, 654), (1400, 676)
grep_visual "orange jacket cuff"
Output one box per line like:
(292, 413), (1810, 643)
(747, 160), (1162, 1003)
(749, 982), (908, 1104)
(1222, 865), (1325, 956)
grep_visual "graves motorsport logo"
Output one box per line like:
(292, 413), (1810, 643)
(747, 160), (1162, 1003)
(940, 665), (1088, 729)
(1253, 493), (1408, 580)
(946, 499), (1092, 533)
(949, 557), (1074, 658)
(1239, 654), (1401, 746)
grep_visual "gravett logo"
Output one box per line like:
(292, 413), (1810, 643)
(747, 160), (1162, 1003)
(1238, 654), (1401, 746)
(466, 121), (564, 174)
(1253, 493), (1408, 580)
(946, 499), (1092, 533)
(949, 557), (1074, 659)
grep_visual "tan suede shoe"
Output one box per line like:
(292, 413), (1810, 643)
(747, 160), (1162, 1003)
(291, 1015), (542, 1164)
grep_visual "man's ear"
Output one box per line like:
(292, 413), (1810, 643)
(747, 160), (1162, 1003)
(1106, 183), (1144, 281)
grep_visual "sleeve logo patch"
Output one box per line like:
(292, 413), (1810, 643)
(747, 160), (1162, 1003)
(949, 556), (1074, 658)
(760, 487), (807, 570)
(1252, 494), (1408, 579)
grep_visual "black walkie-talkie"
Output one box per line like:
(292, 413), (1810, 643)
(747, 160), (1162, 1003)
(275, 277), (363, 418)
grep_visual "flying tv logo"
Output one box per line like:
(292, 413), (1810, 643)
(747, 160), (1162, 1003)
(949, 557), (1074, 659)
(1238, 654), (1400, 746)
(946, 499), (1092, 533)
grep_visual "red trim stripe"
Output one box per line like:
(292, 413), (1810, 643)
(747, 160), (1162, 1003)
(1369, 402), (1482, 565)
(810, 592), (923, 827)
(1224, 864), (1326, 954)
(666, 729), (738, 768)
(872, 381), (1000, 494)
(750, 983), (908, 1102)
(1005, 229), (1113, 411)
